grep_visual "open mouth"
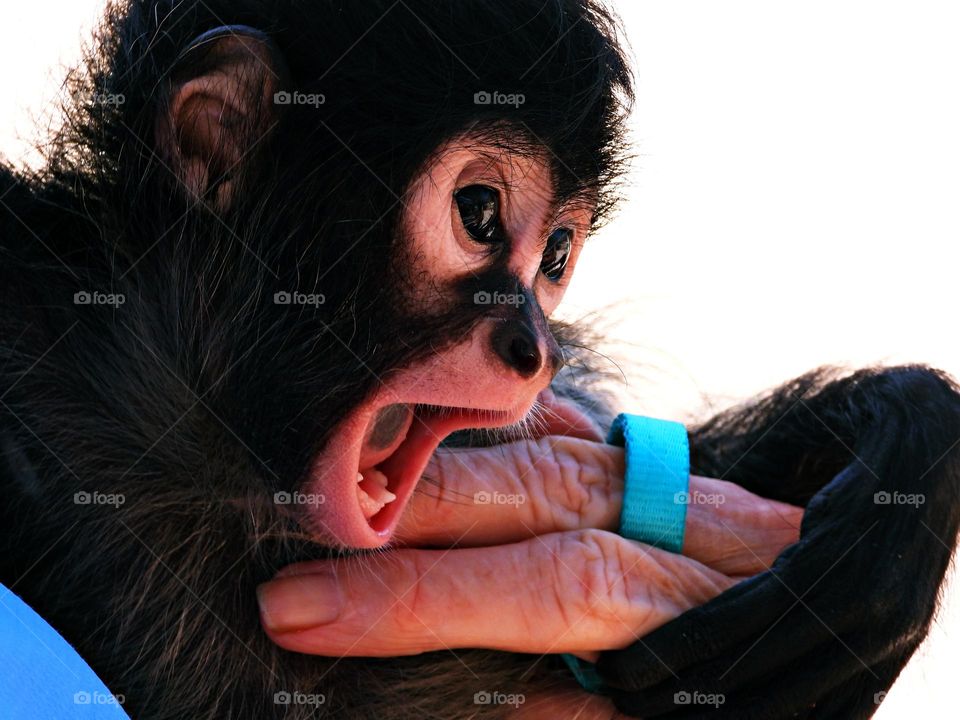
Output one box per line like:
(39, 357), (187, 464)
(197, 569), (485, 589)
(302, 401), (523, 549)
(359, 404), (502, 533)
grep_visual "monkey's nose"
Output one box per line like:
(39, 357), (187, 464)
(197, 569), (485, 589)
(492, 319), (543, 378)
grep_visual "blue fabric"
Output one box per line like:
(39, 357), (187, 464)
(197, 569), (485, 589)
(561, 653), (605, 693)
(562, 414), (690, 694)
(608, 413), (690, 553)
(0, 583), (130, 719)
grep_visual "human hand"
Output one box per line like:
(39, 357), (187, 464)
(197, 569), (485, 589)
(257, 434), (736, 659)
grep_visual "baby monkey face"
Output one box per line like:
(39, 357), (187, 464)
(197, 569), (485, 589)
(300, 137), (596, 549)
(399, 137), (595, 392)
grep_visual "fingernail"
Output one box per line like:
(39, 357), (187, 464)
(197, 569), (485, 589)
(257, 571), (342, 633)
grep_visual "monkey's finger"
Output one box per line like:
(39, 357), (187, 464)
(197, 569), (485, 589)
(606, 614), (840, 715)
(596, 569), (794, 689)
(609, 639), (867, 720)
(257, 529), (736, 657)
(624, 616), (912, 718)
(395, 435), (624, 546)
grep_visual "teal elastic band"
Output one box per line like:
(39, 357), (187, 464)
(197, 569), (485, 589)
(608, 413), (690, 553)
(562, 413), (690, 694)
(561, 653), (604, 692)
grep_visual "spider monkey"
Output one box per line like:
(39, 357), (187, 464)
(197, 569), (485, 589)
(1, 1), (959, 718)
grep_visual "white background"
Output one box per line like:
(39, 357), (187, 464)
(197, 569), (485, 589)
(1, 2), (958, 716)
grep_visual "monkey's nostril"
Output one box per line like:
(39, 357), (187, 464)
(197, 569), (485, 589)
(492, 320), (542, 378)
(509, 335), (540, 375)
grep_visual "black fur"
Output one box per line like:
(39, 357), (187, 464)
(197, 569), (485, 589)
(2, 1), (631, 718)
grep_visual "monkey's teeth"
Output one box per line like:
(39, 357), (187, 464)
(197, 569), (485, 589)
(368, 470), (389, 488)
(356, 471), (397, 520)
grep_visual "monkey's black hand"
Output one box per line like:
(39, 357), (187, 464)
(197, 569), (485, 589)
(596, 365), (960, 719)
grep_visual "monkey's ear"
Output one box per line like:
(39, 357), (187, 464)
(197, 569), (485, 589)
(158, 26), (286, 209)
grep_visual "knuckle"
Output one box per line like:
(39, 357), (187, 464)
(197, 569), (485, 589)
(550, 442), (594, 523)
(517, 440), (555, 529)
(551, 529), (636, 634)
(530, 437), (611, 530)
(389, 554), (431, 642)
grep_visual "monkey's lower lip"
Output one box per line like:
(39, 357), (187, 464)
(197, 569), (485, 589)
(304, 402), (518, 549)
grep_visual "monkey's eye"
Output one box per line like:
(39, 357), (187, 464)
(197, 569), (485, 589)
(540, 228), (573, 282)
(455, 184), (502, 242)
